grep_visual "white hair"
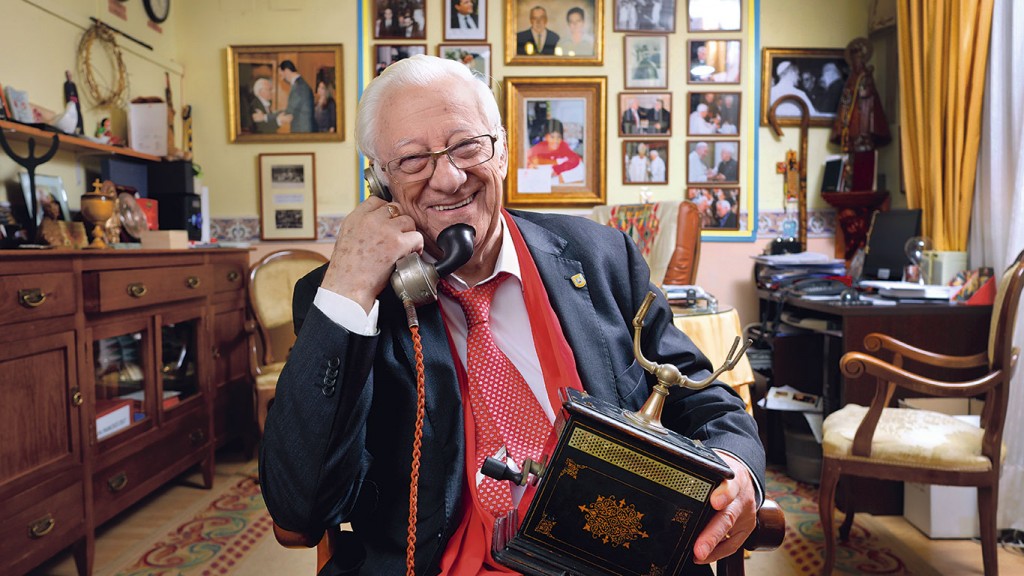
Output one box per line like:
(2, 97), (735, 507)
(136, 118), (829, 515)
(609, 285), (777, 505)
(253, 77), (271, 94)
(356, 54), (502, 164)
(720, 143), (735, 155)
(697, 103), (708, 112)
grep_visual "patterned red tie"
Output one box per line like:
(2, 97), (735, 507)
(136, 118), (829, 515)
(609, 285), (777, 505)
(441, 272), (553, 518)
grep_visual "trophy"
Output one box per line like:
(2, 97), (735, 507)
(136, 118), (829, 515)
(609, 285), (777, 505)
(81, 179), (115, 249)
(485, 292), (752, 575)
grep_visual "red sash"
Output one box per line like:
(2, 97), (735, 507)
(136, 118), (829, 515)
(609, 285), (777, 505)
(438, 211), (584, 575)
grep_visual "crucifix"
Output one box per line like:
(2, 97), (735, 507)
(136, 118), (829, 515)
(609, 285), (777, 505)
(767, 95), (810, 251)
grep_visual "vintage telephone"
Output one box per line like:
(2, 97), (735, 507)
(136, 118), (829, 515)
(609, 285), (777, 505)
(664, 284), (718, 314)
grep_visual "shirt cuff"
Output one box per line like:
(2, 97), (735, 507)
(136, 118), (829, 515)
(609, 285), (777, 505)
(313, 287), (380, 336)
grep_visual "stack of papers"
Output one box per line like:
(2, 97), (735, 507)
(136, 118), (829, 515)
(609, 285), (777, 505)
(859, 280), (960, 300)
(753, 252), (846, 289)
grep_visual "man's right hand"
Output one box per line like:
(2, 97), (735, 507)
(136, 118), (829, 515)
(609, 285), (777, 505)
(320, 197), (422, 313)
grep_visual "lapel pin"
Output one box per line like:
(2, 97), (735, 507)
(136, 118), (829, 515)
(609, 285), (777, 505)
(571, 273), (587, 288)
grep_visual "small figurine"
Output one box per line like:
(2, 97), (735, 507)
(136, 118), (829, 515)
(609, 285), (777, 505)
(63, 70), (85, 136)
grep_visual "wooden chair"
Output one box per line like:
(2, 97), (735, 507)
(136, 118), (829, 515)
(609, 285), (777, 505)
(819, 250), (1024, 576)
(274, 499), (785, 575)
(246, 249), (328, 435)
(593, 200), (703, 286)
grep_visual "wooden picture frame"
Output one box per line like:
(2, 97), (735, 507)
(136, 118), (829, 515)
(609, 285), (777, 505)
(374, 44), (428, 77)
(372, 0), (426, 39)
(618, 92), (672, 136)
(437, 43), (492, 81)
(504, 76), (606, 207)
(624, 35), (668, 89)
(761, 47), (849, 127)
(623, 140), (669, 185)
(686, 91), (742, 136)
(505, 0), (604, 65)
(686, 140), (739, 185)
(258, 153), (317, 241)
(687, 0), (742, 32)
(614, 0), (676, 32)
(688, 39), (741, 84)
(688, 187), (741, 230)
(227, 44), (343, 143)
(444, 0), (486, 41)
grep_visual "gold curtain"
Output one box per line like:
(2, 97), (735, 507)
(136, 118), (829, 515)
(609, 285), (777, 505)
(897, 0), (994, 251)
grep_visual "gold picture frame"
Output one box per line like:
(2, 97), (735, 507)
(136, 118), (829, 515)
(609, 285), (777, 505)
(505, 0), (604, 65)
(227, 44), (343, 143)
(258, 153), (317, 241)
(504, 76), (606, 207)
(760, 47), (848, 127)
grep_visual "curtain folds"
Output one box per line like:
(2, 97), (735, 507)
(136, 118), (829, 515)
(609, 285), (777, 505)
(896, 0), (994, 251)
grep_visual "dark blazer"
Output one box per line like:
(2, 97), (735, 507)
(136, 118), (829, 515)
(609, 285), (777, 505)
(260, 210), (764, 575)
(450, 11), (479, 29)
(247, 98), (278, 134)
(285, 76), (315, 133)
(516, 28), (560, 55)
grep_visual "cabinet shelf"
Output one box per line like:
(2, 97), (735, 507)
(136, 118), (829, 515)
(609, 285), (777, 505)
(0, 119), (161, 162)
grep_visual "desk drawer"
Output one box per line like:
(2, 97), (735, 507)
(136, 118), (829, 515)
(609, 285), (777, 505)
(212, 259), (246, 294)
(0, 479), (85, 572)
(85, 265), (213, 313)
(0, 272), (77, 325)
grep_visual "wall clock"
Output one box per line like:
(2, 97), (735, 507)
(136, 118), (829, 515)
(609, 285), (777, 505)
(144, 0), (170, 24)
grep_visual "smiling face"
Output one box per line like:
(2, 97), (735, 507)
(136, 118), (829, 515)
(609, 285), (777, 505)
(376, 75), (507, 267)
(529, 7), (548, 34)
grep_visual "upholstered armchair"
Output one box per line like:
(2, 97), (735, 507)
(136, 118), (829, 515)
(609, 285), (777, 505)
(246, 249), (328, 435)
(592, 200), (703, 286)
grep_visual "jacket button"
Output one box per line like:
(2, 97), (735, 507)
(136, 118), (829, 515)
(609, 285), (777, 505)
(322, 384), (336, 397)
(326, 368), (339, 378)
(328, 357), (340, 368)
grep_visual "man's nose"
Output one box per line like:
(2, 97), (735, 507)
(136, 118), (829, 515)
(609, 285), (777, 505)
(428, 155), (466, 192)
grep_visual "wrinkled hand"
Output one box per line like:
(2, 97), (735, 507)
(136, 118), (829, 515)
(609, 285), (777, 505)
(252, 110), (267, 122)
(320, 197), (422, 313)
(692, 451), (758, 564)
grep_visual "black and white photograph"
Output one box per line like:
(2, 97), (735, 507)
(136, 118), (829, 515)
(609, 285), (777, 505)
(760, 47), (849, 126)
(623, 140), (669, 184)
(624, 35), (668, 89)
(259, 153), (317, 240)
(270, 164), (305, 187)
(687, 140), (740, 185)
(445, 0), (486, 41)
(687, 91), (741, 135)
(614, 0), (676, 32)
(438, 43), (491, 80)
(689, 39), (741, 84)
(688, 0), (741, 31)
(373, 0), (426, 39)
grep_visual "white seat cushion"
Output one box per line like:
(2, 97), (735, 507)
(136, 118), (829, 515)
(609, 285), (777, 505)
(822, 404), (992, 472)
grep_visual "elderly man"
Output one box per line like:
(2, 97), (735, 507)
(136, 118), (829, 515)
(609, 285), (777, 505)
(260, 55), (763, 575)
(516, 5), (560, 55)
(247, 77), (278, 134)
(689, 141), (712, 183)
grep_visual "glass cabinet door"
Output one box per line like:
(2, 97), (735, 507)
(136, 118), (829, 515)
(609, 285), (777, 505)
(159, 319), (200, 410)
(93, 330), (148, 440)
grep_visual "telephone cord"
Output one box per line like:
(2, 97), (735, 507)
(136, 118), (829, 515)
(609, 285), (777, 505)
(406, 325), (426, 576)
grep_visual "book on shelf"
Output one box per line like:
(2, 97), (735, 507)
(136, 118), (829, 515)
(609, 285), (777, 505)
(850, 150), (878, 191)
(118, 389), (183, 410)
(96, 399), (133, 440)
(821, 155), (845, 192)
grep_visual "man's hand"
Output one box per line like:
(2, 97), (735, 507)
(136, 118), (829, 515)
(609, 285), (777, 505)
(252, 110), (267, 122)
(320, 197), (422, 313)
(691, 451), (758, 565)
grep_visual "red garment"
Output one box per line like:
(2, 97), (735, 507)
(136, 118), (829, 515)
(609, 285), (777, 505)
(438, 212), (584, 575)
(526, 140), (581, 176)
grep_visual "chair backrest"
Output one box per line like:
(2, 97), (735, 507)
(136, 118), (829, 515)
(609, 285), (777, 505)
(248, 249), (328, 366)
(591, 200), (702, 285)
(983, 249), (1024, 446)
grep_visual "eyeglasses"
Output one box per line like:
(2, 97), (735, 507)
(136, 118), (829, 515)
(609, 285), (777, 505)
(382, 134), (497, 184)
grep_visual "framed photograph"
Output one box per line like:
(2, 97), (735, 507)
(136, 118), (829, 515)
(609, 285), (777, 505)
(623, 140), (669, 184)
(761, 47), (849, 127)
(445, 0), (486, 41)
(686, 139), (739, 185)
(618, 92), (672, 136)
(624, 35), (668, 89)
(374, 44), (428, 76)
(687, 91), (741, 136)
(614, 0), (676, 32)
(258, 153), (317, 241)
(688, 0), (741, 31)
(19, 173), (70, 224)
(687, 187), (741, 230)
(688, 40), (741, 84)
(504, 76), (606, 207)
(227, 44), (343, 143)
(505, 1), (604, 65)
(372, 0), (426, 39)
(438, 43), (492, 81)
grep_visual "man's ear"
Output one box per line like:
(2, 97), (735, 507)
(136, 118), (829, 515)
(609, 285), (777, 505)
(496, 129), (509, 179)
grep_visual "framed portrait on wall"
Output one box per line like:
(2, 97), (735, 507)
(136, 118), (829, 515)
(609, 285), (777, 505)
(618, 92), (672, 136)
(445, 0), (486, 41)
(504, 76), (606, 207)
(505, 0), (604, 65)
(688, 39), (741, 84)
(623, 140), (669, 185)
(624, 35), (668, 89)
(258, 153), (317, 241)
(614, 0), (676, 32)
(372, 0), (426, 39)
(19, 172), (70, 224)
(374, 44), (428, 76)
(761, 47), (848, 127)
(227, 44), (343, 143)
(438, 43), (492, 81)
(688, 0), (741, 31)
(688, 187), (741, 230)
(686, 140), (739, 185)
(687, 91), (742, 136)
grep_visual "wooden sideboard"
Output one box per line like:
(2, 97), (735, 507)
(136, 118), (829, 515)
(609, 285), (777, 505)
(0, 248), (251, 576)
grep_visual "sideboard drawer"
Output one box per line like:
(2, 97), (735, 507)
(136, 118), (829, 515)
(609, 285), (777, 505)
(212, 260), (247, 294)
(85, 265), (214, 313)
(0, 479), (85, 572)
(0, 272), (77, 325)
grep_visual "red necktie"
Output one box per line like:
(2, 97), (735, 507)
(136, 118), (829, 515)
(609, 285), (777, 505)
(441, 272), (553, 518)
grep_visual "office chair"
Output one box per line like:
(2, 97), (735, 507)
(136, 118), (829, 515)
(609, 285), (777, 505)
(819, 249), (1024, 576)
(246, 249), (328, 435)
(592, 200), (702, 286)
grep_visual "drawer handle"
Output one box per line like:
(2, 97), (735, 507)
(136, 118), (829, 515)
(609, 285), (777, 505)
(186, 276), (201, 289)
(127, 283), (148, 298)
(71, 387), (83, 407)
(189, 428), (206, 446)
(108, 471), (128, 493)
(227, 271), (240, 282)
(29, 514), (55, 538)
(211, 346), (221, 359)
(18, 288), (47, 308)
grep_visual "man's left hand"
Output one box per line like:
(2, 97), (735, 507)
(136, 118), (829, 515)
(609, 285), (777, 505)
(691, 451), (758, 564)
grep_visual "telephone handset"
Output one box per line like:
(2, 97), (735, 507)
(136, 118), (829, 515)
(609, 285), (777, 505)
(364, 165), (392, 201)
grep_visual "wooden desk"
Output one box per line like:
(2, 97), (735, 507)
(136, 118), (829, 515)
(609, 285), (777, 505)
(757, 291), (991, 514)
(673, 307), (754, 414)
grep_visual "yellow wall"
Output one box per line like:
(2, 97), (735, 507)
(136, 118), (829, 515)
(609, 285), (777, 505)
(2, 0), (882, 325)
